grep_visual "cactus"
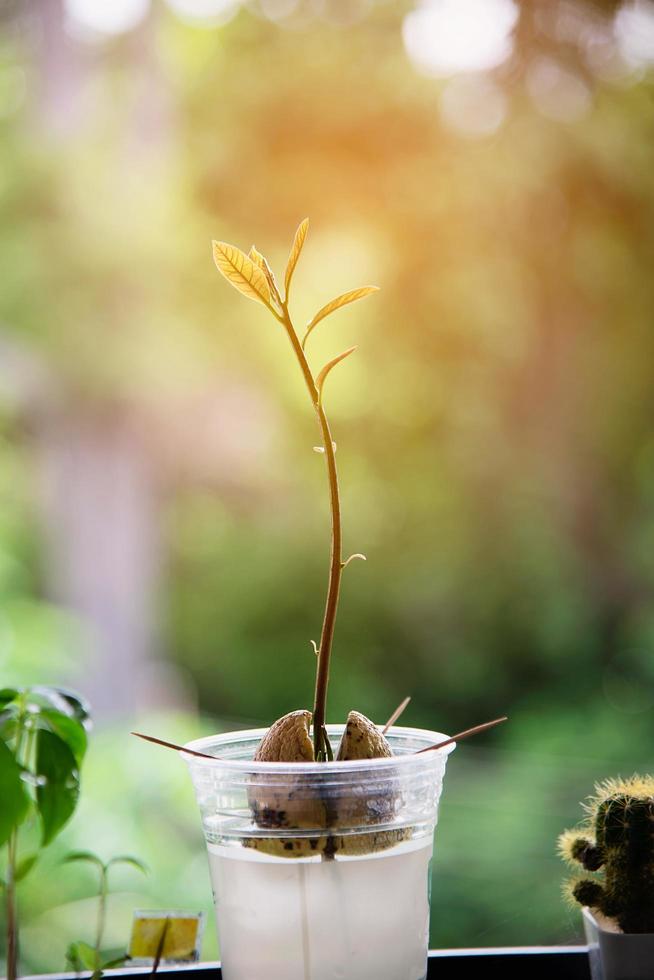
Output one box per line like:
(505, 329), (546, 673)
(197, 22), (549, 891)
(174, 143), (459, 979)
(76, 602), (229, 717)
(558, 775), (654, 933)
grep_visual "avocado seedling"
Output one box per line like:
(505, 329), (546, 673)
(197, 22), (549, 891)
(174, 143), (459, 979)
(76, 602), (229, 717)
(213, 221), (382, 763)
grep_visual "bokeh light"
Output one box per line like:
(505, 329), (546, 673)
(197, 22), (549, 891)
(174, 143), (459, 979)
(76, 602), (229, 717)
(439, 74), (508, 138)
(64, 0), (150, 37)
(614, 0), (654, 68)
(526, 57), (592, 122)
(402, 0), (519, 77)
(164, 0), (241, 27)
(257, 0), (300, 22)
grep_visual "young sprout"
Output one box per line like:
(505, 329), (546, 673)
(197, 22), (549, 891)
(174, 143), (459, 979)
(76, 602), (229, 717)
(64, 851), (147, 977)
(212, 221), (378, 760)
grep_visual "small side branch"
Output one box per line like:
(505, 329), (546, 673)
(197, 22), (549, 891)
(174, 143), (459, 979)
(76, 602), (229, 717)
(341, 553), (366, 570)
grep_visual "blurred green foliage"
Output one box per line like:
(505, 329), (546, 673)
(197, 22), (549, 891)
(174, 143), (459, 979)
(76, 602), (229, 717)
(1, 710), (220, 973)
(2, 0), (654, 971)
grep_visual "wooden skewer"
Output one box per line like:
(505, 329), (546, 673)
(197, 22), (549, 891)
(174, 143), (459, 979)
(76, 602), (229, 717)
(131, 731), (217, 760)
(133, 714), (508, 763)
(415, 715), (508, 754)
(382, 695), (411, 734)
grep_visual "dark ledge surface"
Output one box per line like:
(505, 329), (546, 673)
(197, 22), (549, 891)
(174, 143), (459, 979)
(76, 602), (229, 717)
(22, 946), (590, 980)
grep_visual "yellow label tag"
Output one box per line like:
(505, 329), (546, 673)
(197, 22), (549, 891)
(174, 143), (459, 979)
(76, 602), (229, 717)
(129, 912), (203, 961)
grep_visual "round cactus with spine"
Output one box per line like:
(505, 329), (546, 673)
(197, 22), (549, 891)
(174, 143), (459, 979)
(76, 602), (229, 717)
(558, 775), (654, 933)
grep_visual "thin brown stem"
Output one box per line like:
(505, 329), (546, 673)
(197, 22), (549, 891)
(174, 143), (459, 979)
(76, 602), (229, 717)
(280, 304), (343, 760)
(6, 702), (30, 980)
(6, 831), (18, 980)
(94, 866), (108, 964)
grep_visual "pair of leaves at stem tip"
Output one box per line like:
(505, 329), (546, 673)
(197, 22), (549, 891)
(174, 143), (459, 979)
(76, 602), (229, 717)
(64, 850), (147, 875)
(213, 218), (310, 310)
(65, 853), (146, 975)
(212, 220), (379, 378)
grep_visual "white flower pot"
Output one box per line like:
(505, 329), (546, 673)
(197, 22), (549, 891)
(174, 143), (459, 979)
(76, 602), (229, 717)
(583, 907), (654, 980)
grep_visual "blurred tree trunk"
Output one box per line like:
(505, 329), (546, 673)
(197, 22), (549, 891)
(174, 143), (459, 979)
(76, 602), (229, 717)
(24, 0), (185, 718)
(37, 410), (165, 715)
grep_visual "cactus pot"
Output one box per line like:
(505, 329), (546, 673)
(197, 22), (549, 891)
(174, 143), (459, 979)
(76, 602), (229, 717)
(183, 725), (454, 980)
(582, 907), (654, 980)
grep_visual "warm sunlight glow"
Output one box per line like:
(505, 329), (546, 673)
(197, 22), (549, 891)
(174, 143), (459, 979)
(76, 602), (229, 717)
(402, 0), (519, 77)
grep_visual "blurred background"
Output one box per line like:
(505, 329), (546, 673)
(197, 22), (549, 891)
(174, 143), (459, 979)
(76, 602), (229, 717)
(2, 0), (654, 970)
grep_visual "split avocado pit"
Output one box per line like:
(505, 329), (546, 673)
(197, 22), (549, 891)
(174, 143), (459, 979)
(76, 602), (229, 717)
(253, 709), (392, 763)
(245, 709), (408, 859)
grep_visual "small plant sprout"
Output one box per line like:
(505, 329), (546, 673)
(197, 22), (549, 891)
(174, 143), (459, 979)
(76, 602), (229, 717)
(558, 775), (654, 933)
(64, 851), (148, 976)
(213, 221), (379, 761)
(0, 686), (90, 980)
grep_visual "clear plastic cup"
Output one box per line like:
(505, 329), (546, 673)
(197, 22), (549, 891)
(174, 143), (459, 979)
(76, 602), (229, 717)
(184, 725), (454, 980)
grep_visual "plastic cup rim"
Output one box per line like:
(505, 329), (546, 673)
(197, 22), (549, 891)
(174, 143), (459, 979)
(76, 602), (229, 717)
(182, 724), (455, 773)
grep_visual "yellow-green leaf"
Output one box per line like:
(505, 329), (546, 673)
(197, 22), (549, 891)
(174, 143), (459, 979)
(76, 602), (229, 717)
(249, 246), (266, 270)
(249, 245), (281, 302)
(315, 346), (357, 402)
(302, 286), (378, 349)
(212, 241), (271, 306)
(284, 218), (309, 300)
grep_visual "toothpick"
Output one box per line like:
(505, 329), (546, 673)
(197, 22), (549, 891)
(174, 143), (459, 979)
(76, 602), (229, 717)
(132, 714), (508, 763)
(382, 695), (411, 734)
(415, 716), (508, 754)
(131, 731), (217, 760)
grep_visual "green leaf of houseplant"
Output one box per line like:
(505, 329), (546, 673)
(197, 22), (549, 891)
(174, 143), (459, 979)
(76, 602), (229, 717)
(51, 688), (92, 730)
(0, 707), (19, 741)
(40, 710), (88, 766)
(101, 955), (128, 969)
(35, 729), (80, 845)
(66, 940), (99, 970)
(27, 686), (70, 713)
(0, 688), (20, 709)
(29, 687), (92, 730)
(0, 739), (31, 846)
(14, 853), (38, 882)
